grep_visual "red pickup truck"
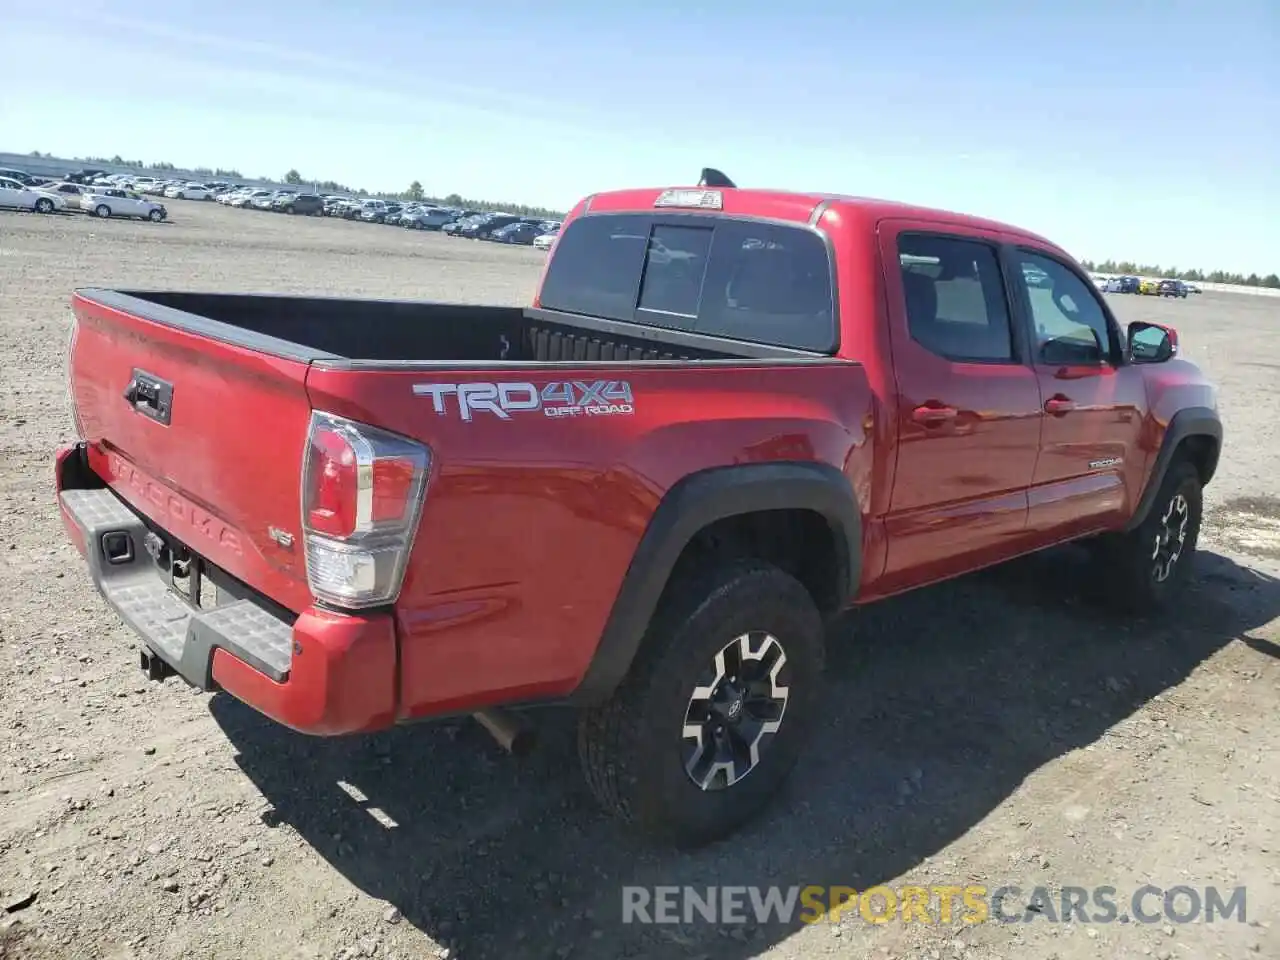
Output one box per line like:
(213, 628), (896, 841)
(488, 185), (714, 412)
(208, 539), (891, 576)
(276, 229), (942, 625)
(56, 170), (1221, 846)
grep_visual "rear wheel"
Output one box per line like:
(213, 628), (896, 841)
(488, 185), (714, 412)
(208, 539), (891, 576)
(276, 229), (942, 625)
(94, 204), (111, 219)
(578, 560), (825, 846)
(34, 197), (54, 214)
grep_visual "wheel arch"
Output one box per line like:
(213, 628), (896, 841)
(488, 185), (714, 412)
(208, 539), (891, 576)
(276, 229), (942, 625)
(1124, 405), (1221, 532)
(571, 461), (862, 705)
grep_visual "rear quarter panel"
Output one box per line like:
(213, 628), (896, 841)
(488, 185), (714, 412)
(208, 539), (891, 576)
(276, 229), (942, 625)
(304, 362), (874, 717)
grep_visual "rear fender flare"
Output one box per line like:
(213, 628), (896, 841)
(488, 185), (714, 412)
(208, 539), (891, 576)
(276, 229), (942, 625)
(571, 461), (861, 705)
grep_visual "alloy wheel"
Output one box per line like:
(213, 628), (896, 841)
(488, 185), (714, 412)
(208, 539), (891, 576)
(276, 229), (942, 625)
(1152, 492), (1189, 582)
(681, 631), (790, 791)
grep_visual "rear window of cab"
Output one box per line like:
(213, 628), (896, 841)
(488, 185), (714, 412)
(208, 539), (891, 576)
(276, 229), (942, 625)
(538, 213), (836, 352)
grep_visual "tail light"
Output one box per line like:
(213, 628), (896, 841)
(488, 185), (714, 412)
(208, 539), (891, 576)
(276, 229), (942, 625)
(66, 319), (84, 439)
(301, 411), (431, 609)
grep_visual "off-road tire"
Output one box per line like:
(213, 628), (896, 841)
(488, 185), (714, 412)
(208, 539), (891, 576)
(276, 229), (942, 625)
(578, 560), (825, 847)
(1098, 459), (1202, 614)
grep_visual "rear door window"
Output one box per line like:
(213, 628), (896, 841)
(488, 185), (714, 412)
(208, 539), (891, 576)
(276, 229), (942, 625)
(698, 220), (834, 351)
(538, 213), (835, 351)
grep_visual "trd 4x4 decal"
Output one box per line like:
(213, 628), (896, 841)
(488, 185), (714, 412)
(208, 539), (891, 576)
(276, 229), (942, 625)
(413, 380), (635, 422)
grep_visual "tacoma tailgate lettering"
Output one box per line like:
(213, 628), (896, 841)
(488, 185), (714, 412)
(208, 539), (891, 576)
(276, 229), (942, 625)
(106, 453), (243, 555)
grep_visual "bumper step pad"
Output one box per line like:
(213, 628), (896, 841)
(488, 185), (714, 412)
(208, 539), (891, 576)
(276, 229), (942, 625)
(60, 487), (293, 687)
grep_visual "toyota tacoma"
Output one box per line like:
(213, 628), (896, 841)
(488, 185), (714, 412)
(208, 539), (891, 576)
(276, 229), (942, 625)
(56, 169), (1221, 846)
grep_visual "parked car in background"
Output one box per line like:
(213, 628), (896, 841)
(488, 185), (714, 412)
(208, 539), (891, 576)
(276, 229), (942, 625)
(463, 213), (525, 240)
(63, 169), (106, 184)
(1139, 278), (1159, 295)
(165, 183), (214, 201)
(359, 199), (403, 223)
(533, 230), (558, 251)
(491, 221), (543, 245)
(0, 168), (49, 187)
(0, 176), (66, 214)
(272, 193), (324, 215)
(81, 187), (167, 221)
(442, 215), (481, 236)
(400, 207), (456, 230)
(1185, 282), (1202, 294)
(232, 190), (270, 208)
(1158, 279), (1188, 298)
(42, 182), (92, 210)
(252, 191), (288, 210)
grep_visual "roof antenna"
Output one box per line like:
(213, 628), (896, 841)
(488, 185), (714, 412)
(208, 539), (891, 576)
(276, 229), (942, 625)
(698, 168), (736, 189)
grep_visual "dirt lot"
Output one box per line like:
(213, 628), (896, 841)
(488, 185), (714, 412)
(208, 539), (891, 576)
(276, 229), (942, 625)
(1, 201), (1277, 960)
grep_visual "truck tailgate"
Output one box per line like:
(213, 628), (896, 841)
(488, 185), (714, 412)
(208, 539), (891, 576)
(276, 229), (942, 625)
(68, 291), (315, 613)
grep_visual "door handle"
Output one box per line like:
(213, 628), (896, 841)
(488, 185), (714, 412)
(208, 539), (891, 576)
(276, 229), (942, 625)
(912, 404), (958, 425)
(123, 368), (174, 425)
(1044, 395), (1075, 415)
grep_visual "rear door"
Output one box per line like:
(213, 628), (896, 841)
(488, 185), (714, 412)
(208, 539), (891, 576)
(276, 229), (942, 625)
(69, 292), (318, 612)
(1005, 247), (1148, 537)
(877, 221), (1043, 591)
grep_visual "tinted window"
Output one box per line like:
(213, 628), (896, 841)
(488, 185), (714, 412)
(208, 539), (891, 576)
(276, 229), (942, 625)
(539, 214), (835, 351)
(698, 221), (834, 350)
(898, 234), (1014, 362)
(539, 214), (645, 322)
(637, 225), (713, 319)
(1016, 251), (1113, 364)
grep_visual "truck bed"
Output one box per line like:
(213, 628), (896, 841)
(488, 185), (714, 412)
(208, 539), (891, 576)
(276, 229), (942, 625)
(85, 289), (825, 366)
(63, 283), (873, 726)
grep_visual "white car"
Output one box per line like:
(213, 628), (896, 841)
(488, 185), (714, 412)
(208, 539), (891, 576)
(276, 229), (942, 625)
(81, 187), (167, 221)
(533, 231), (559, 251)
(42, 182), (94, 210)
(164, 183), (213, 200)
(232, 190), (270, 208)
(0, 177), (66, 214)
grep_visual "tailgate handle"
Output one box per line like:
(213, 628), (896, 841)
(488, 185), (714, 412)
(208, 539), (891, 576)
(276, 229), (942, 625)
(123, 368), (174, 426)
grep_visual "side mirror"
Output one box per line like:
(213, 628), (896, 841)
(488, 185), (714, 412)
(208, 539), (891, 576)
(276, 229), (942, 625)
(1128, 321), (1177, 363)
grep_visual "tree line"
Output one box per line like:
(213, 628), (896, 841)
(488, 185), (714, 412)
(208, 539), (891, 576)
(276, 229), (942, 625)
(1076, 260), (1278, 290)
(28, 151), (245, 179)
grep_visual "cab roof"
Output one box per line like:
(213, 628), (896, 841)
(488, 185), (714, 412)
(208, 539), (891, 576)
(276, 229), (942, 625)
(582, 184), (1060, 251)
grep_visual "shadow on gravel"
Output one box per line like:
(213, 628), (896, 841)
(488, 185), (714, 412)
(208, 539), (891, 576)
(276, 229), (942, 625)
(213, 547), (1280, 960)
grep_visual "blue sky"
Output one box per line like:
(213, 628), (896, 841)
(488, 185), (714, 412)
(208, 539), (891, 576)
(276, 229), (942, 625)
(3, 0), (1276, 273)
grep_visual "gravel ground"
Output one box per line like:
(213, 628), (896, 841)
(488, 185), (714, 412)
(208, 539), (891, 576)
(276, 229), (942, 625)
(1, 201), (1277, 960)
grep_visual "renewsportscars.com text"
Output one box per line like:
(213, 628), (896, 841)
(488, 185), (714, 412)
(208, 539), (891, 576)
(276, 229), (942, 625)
(621, 884), (1248, 926)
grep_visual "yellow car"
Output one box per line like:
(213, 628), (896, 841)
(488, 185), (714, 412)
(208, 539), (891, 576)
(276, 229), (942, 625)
(1139, 278), (1160, 295)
